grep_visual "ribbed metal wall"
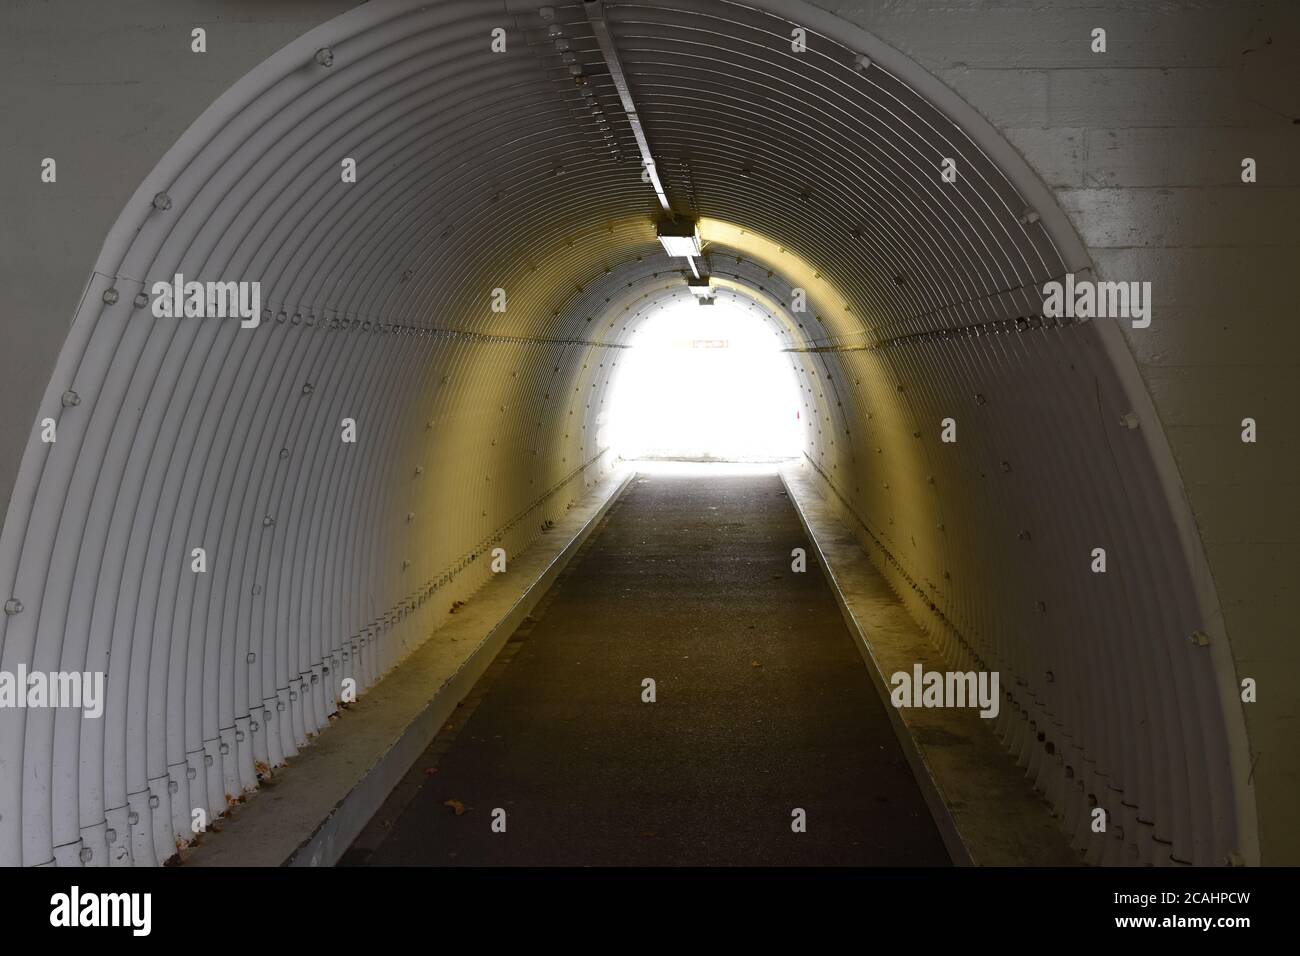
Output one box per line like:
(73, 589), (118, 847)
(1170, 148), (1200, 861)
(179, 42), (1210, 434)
(0, 0), (1252, 867)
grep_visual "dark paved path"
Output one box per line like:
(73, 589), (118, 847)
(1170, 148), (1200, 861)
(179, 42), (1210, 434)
(345, 471), (950, 866)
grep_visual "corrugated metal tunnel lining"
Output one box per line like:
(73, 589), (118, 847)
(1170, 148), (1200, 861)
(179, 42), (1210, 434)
(0, 0), (1253, 867)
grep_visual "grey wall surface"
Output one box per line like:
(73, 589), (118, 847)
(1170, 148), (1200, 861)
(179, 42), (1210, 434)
(0, 0), (357, 515)
(820, 0), (1299, 862)
(0, 0), (1294, 866)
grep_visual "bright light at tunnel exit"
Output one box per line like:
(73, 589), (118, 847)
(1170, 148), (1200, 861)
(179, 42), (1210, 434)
(603, 297), (803, 462)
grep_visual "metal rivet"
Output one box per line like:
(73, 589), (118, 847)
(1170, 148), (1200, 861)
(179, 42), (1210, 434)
(133, 292), (149, 309)
(168, 780), (179, 793)
(186, 768), (197, 779)
(314, 47), (334, 67)
(102, 288), (119, 305)
(152, 192), (172, 210)
(149, 796), (160, 808)
(3, 599), (22, 616)
(61, 390), (80, 407)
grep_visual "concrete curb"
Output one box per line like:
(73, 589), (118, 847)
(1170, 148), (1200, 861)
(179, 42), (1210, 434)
(780, 463), (1078, 867)
(181, 467), (635, 867)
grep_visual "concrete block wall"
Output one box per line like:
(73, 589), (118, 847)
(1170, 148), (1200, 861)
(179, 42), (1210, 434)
(816, 0), (1300, 862)
(0, 0), (357, 516)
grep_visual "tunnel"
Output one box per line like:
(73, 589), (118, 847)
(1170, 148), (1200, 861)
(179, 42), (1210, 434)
(1, 0), (1296, 874)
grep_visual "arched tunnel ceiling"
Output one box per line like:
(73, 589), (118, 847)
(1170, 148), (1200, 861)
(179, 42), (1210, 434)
(0, 0), (1255, 869)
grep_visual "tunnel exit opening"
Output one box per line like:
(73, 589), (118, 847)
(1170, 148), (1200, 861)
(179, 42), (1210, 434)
(603, 295), (802, 463)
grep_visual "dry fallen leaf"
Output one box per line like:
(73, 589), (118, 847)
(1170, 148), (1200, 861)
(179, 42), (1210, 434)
(444, 799), (466, 816)
(751, 660), (762, 668)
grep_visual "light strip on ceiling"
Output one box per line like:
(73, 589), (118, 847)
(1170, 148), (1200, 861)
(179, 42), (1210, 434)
(583, 0), (671, 212)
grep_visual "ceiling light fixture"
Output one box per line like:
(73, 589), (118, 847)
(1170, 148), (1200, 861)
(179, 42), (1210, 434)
(656, 218), (701, 258)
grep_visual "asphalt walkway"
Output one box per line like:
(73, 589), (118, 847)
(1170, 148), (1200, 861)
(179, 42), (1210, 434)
(346, 470), (950, 866)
